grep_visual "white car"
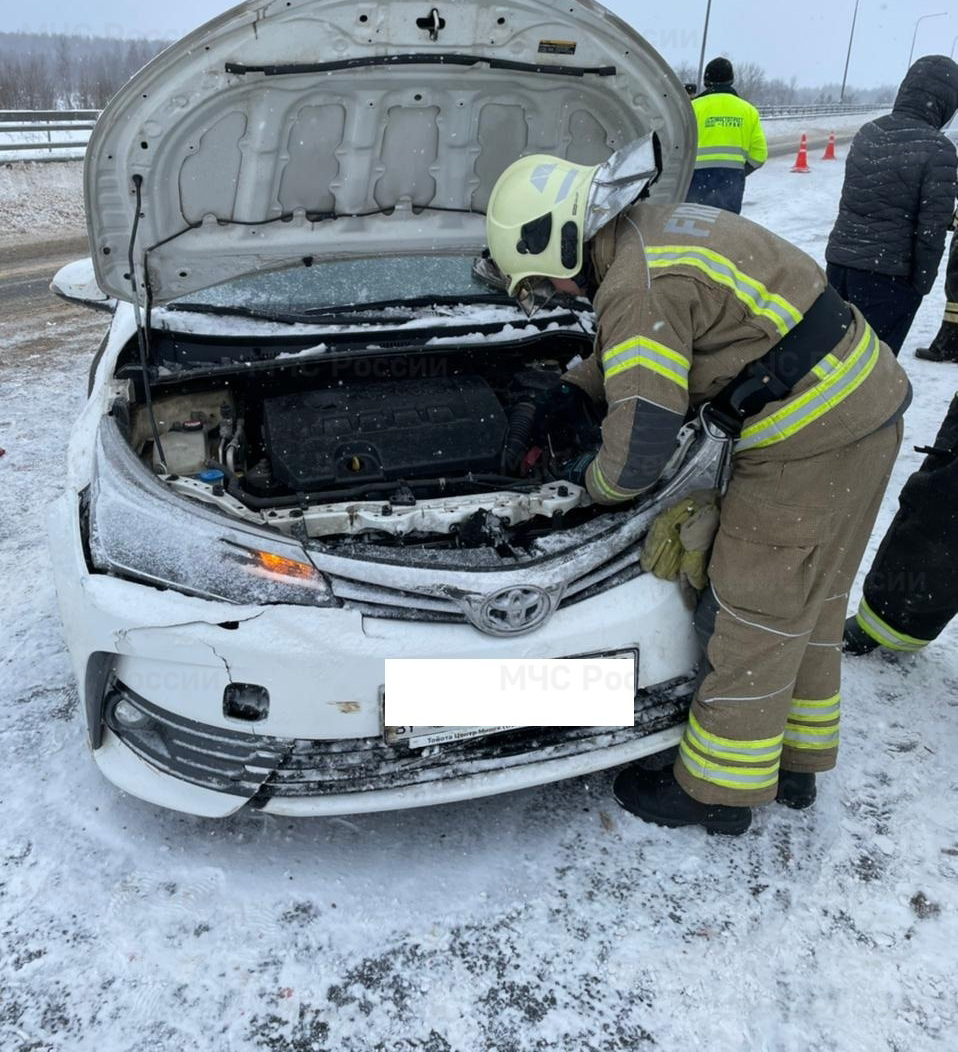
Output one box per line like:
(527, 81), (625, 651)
(48, 0), (715, 818)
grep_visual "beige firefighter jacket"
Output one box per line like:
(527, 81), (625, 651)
(565, 202), (911, 505)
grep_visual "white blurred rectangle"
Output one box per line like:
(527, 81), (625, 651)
(384, 657), (635, 728)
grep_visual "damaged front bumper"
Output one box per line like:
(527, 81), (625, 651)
(47, 489), (698, 817)
(98, 675), (693, 817)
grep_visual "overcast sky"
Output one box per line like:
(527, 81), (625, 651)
(5, 0), (958, 89)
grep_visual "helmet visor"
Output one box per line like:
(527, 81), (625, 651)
(514, 276), (559, 318)
(471, 253), (510, 292)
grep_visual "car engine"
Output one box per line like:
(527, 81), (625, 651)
(124, 345), (606, 549)
(262, 376), (509, 493)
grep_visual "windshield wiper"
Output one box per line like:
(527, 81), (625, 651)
(163, 294), (522, 326)
(163, 302), (418, 326)
(298, 293), (519, 317)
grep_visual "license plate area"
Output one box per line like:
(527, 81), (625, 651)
(381, 647), (639, 750)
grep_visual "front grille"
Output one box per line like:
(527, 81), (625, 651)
(105, 676), (694, 802)
(327, 573), (467, 623)
(559, 546), (645, 608)
(326, 543), (646, 625)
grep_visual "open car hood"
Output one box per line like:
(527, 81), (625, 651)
(85, 0), (694, 305)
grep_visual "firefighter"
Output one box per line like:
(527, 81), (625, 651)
(844, 394), (958, 655)
(686, 57), (767, 214)
(485, 142), (911, 835)
(915, 231), (958, 363)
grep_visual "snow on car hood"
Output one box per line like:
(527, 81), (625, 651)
(85, 0), (694, 305)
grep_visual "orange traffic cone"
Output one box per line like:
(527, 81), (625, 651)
(791, 133), (811, 173)
(822, 133), (837, 160)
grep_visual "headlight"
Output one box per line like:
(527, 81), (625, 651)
(88, 417), (337, 607)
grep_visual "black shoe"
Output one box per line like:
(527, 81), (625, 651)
(776, 770), (817, 810)
(915, 327), (958, 362)
(612, 765), (751, 836)
(915, 345), (958, 362)
(842, 614), (880, 655)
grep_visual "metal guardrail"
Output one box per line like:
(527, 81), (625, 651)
(0, 110), (99, 157)
(757, 103), (888, 120)
(0, 102), (890, 161)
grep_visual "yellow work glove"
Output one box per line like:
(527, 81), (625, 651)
(640, 490), (720, 592)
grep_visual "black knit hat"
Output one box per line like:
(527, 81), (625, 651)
(704, 57), (734, 87)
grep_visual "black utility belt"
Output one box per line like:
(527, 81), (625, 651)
(707, 284), (853, 437)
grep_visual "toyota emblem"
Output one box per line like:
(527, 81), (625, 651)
(474, 585), (555, 636)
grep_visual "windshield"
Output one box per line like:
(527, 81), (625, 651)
(172, 255), (502, 314)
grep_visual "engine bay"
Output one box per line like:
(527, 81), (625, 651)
(262, 375), (509, 493)
(121, 337), (607, 551)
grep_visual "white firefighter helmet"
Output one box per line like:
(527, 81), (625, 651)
(484, 135), (661, 298)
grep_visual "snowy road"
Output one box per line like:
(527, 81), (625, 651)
(1, 154), (957, 1052)
(0, 237), (90, 327)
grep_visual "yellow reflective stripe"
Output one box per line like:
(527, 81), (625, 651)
(855, 597), (930, 651)
(686, 711), (784, 761)
(736, 326), (879, 452)
(696, 152), (747, 162)
(603, 336), (689, 371)
(645, 245), (802, 336)
(744, 326), (869, 437)
(786, 721), (839, 736)
(696, 145), (748, 156)
(646, 244), (803, 323)
(588, 461), (636, 501)
(605, 356), (687, 387)
(602, 336), (689, 390)
(647, 254), (789, 331)
(784, 724), (840, 750)
(679, 741), (780, 790)
(694, 160), (747, 170)
(788, 695), (840, 723)
(784, 739), (838, 751)
(812, 353), (842, 380)
(791, 695), (840, 707)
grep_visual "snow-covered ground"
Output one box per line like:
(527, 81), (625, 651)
(0, 160), (86, 243)
(1, 155), (956, 1052)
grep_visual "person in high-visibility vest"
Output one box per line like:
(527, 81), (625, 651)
(687, 58), (768, 214)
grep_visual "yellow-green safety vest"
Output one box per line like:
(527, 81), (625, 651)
(691, 92), (768, 172)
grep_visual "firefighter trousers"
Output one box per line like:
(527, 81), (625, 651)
(856, 394), (958, 649)
(674, 418), (903, 807)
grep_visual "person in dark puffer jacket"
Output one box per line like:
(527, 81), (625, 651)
(826, 55), (958, 355)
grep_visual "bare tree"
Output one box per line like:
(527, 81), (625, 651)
(672, 61), (699, 92)
(0, 32), (168, 109)
(731, 61), (767, 103)
(0, 31), (902, 113)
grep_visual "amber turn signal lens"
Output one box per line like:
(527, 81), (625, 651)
(252, 550), (317, 580)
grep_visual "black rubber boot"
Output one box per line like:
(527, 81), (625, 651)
(776, 770), (817, 810)
(842, 614), (880, 655)
(915, 323), (958, 363)
(612, 765), (752, 836)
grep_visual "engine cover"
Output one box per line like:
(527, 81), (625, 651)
(262, 376), (508, 492)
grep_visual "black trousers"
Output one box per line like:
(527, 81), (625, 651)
(924, 233), (958, 355)
(861, 395), (958, 644)
(686, 169), (746, 214)
(825, 263), (923, 356)
(943, 231), (958, 302)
